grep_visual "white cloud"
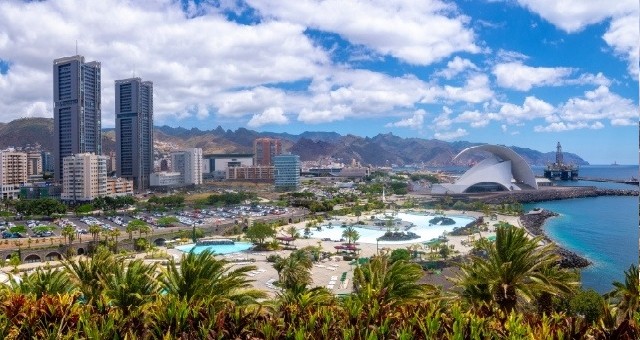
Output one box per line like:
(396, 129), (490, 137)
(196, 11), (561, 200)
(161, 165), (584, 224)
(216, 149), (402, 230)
(558, 85), (637, 125)
(515, 0), (639, 78)
(246, 0), (480, 65)
(0, 0), (328, 125)
(434, 56), (479, 79)
(434, 128), (468, 141)
(603, 14), (640, 78)
(247, 107), (289, 128)
(515, 0), (635, 33)
(431, 106), (454, 130)
(385, 109), (425, 129)
(423, 74), (494, 103)
(498, 96), (555, 124)
(534, 121), (604, 132)
(493, 62), (574, 91)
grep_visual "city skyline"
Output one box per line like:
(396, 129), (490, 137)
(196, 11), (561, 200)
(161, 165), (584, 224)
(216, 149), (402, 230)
(0, 0), (637, 164)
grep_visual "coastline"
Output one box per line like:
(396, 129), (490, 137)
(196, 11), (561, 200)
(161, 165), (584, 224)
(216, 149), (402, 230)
(476, 186), (638, 204)
(519, 209), (591, 269)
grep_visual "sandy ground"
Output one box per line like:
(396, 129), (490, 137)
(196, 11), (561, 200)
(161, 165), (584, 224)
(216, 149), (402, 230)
(0, 209), (523, 297)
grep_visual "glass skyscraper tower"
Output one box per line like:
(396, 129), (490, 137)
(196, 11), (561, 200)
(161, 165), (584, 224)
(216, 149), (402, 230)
(53, 55), (102, 182)
(115, 78), (154, 191)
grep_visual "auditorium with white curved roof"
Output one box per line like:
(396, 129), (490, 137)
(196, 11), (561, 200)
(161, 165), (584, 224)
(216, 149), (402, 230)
(431, 144), (538, 194)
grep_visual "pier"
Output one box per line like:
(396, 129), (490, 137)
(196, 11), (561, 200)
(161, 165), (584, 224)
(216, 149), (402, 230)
(578, 177), (639, 186)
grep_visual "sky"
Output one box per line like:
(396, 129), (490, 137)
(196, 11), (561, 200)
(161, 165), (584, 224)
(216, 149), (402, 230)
(0, 0), (637, 164)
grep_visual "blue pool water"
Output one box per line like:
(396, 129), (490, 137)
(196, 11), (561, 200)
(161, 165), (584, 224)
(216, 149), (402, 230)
(176, 242), (254, 255)
(310, 212), (475, 244)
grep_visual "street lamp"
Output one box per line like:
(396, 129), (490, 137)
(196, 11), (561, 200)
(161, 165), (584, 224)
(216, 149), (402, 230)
(376, 237), (380, 255)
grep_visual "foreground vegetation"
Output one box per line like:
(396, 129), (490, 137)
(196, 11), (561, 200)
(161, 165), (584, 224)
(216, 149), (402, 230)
(0, 225), (637, 339)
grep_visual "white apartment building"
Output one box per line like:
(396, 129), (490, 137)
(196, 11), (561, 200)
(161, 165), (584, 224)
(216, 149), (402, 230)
(0, 149), (28, 199)
(150, 171), (183, 187)
(61, 153), (108, 201)
(171, 148), (202, 185)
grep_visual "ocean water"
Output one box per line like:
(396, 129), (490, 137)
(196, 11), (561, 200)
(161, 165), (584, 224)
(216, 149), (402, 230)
(525, 165), (639, 293)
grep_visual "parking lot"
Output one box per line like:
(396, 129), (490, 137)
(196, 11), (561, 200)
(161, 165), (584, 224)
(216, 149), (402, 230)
(0, 204), (299, 241)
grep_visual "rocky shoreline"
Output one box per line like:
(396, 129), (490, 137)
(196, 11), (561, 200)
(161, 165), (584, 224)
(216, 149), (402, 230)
(477, 186), (638, 204)
(519, 209), (591, 269)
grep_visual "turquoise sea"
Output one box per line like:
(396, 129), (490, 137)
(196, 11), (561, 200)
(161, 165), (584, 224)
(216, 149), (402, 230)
(525, 165), (638, 293)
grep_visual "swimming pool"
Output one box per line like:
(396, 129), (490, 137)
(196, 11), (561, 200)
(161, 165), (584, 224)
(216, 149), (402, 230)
(176, 241), (254, 255)
(309, 212), (474, 244)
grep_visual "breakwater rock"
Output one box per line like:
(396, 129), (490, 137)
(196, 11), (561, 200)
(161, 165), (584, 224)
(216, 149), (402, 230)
(478, 187), (637, 204)
(520, 209), (591, 269)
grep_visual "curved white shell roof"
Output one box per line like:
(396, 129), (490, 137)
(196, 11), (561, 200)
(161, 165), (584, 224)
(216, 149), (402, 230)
(447, 144), (538, 193)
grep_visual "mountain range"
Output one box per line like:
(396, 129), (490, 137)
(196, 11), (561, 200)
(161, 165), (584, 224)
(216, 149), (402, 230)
(0, 118), (589, 166)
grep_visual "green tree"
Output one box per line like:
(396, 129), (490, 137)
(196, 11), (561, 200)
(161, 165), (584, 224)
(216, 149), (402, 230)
(159, 249), (265, 305)
(454, 225), (578, 313)
(74, 203), (94, 215)
(61, 225), (76, 246)
(126, 219), (147, 240)
(8, 252), (20, 272)
(273, 250), (313, 290)
(286, 226), (300, 240)
(439, 244), (451, 259)
(389, 248), (411, 263)
(245, 222), (275, 247)
(352, 255), (434, 309)
(88, 225), (101, 243)
(108, 228), (121, 253)
(605, 264), (639, 322)
(342, 226), (360, 245)
(102, 259), (159, 311)
(570, 289), (605, 324)
(10, 267), (76, 299)
(156, 216), (179, 228)
(63, 247), (117, 305)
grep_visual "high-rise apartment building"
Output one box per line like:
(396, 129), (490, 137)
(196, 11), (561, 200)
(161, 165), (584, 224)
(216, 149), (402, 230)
(273, 154), (300, 191)
(115, 78), (154, 191)
(61, 153), (107, 202)
(41, 151), (54, 173)
(0, 149), (28, 199)
(170, 148), (202, 185)
(253, 138), (282, 166)
(26, 151), (43, 176)
(53, 55), (101, 182)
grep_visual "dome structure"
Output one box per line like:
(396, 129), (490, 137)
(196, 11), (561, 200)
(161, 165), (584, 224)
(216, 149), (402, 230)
(432, 144), (538, 194)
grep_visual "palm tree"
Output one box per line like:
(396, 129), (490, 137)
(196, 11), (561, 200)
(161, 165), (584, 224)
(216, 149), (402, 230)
(605, 264), (639, 322)
(9, 267), (76, 299)
(273, 250), (313, 290)
(286, 226), (299, 240)
(454, 225), (578, 313)
(342, 226), (359, 245)
(88, 225), (101, 243)
(352, 255), (434, 309)
(63, 247), (117, 305)
(159, 249), (265, 305)
(109, 228), (121, 252)
(102, 259), (159, 311)
(139, 223), (152, 239)
(61, 225), (75, 246)
(126, 220), (140, 240)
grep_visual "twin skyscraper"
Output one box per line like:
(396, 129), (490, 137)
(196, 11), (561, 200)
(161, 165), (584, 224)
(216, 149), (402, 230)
(53, 55), (154, 191)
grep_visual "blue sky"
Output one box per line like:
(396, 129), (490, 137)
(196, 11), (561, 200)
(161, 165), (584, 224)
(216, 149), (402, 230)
(0, 0), (637, 164)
